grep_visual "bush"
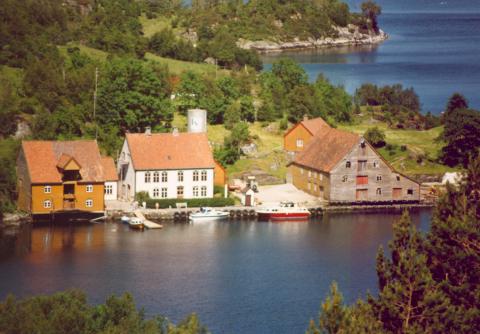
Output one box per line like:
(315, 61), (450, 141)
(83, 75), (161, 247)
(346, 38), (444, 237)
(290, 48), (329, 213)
(214, 185), (225, 195)
(145, 197), (235, 209)
(364, 127), (386, 148)
(135, 191), (150, 203)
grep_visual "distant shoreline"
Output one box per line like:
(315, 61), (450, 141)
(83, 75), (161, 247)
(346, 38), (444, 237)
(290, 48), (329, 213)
(237, 26), (388, 54)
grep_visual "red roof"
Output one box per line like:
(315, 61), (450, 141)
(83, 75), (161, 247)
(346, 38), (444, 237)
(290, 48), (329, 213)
(126, 132), (215, 170)
(21, 140), (106, 184)
(293, 128), (361, 172)
(101, 156), (118, 181)
(284, 117), (331, 138)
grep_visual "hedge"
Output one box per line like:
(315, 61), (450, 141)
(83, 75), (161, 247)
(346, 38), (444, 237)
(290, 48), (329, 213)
(144, 197), (235, 209)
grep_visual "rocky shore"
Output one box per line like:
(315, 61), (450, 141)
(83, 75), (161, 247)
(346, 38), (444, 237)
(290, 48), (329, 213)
(237, 25), (388, 53)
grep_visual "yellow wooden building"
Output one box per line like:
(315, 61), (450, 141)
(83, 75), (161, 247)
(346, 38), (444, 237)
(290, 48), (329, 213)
(17, 140), (111, 216)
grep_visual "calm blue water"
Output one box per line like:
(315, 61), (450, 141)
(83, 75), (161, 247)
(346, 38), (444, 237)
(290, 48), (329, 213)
(0, 209), (431, 334)
(262, 12), (480, 114)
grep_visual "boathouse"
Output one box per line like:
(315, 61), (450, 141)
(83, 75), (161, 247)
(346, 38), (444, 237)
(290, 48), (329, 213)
(17, 140), (114, 216)
(288, 127), (420, 203)
(118, 129), (216, 201)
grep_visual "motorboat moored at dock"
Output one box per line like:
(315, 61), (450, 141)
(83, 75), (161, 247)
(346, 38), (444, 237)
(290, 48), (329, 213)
(189, 207), (230, 222)
(128, 217), (145, 230)
(256, 202), (311, 221)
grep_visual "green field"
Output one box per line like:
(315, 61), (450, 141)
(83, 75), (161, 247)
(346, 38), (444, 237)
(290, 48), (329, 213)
(196, 116), (458, 181)
(140, 15), (182, 38)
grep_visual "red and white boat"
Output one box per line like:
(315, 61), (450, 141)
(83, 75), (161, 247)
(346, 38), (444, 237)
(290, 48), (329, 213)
(256, 202), (311, 221)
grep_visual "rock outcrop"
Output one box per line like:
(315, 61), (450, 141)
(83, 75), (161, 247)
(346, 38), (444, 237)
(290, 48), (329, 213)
(237, 25), (388, 53)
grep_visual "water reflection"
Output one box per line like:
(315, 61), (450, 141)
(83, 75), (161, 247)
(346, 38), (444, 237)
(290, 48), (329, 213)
(0, 209), (432, 334)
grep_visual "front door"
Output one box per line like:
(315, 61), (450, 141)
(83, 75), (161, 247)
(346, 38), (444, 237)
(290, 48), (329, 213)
(245, 194), (252, 207)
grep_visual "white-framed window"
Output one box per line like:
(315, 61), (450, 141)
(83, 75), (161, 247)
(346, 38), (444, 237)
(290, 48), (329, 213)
(377, 175), (382, 182)
(178, 171), (184, 182)
(193, 186), (199, 198)
(201, 186), (207, 197)
(153, 188), (159, 198)
(296, 139), (304, 148)
(177, 186), (184, 198)
(373, 160), (379, 168)
(346, 161), (351, 168)
(201, 170), (207, 181)
(145, 172), (151, 183)
(193, 170), (199, 181)
(105, 184), (113, 195)
(376, 188), (382, 195)
(161, 188), (168, 198)
(342, 176), (348, 183)
(44, 185), (52, 194)
(161, 171), (168, 182)
(86, 199), (93, 208)
(86, 184), (93, 193)
(43, 200), (52, 209)
(153, 172), (159, 183)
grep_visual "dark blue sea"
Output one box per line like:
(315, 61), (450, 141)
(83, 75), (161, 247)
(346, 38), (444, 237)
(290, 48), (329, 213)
(262, 11), (480, 114)
(0, 210), (431, 334)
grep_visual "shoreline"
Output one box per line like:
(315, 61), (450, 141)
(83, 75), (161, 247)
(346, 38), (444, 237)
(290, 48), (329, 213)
(237, 26), (388, 53)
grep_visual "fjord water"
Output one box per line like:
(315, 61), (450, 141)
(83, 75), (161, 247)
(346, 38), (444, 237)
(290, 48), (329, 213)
(262, 12), (480, 114)
(0, 210), (431, 334)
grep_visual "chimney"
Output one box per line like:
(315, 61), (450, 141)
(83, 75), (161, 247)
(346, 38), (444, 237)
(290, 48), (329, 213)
(172, 127), (179, 136)
(145, 126), (151, 136)
(303, 115), (309, 121)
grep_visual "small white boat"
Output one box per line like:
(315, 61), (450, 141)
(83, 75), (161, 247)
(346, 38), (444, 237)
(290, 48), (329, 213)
(120, 216), (130, 224)
(189, 207), (230, 222)
(128, 217), (145, 230)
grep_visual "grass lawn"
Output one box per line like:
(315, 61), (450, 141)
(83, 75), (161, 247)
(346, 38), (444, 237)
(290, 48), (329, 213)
(338, 120), (456, 175)
(0, 65), (23, 87)
(58, 44), (109, 62)
(145, 53), (228, 76)
(140, 15), (182, 38)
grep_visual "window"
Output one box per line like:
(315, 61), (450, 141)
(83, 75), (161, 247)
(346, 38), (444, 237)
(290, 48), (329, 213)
(178, 171), (184, 182)
(396, 175), (401, 181)
(43, 200), (52, 209)
(161, 188), (168, 198)
(201, 186), (207, 197)
(320, 174), (323, 181)
(376, 188), (382, 195)
(358, 160), (367, 172)
(201, 170), (207, 181)
(86, 184), (93, 193)
(153, 188), (159, 198)
(193, 186), (199, 197)
(377, 175), (382, 182)
(153, 172), (159, 183)
(296, 139), (304, 148)
(162, 171), (168, 182)
(314, 172), (317, 178)
(407, 189), (414, 195)
(342, 175), (348, 183)
(86, 199), (93, 208)
(105, 184), (113, 195)
(346, 161), (351, 168)
(145, 172), (151, 183)
(300, 168), (304, 175)
(373, 160), (379, 168)
(44, 186), (51, 194)
(357, 176), (369, 185)
(308, 170), (312, 177)
(177, 186), (184, 198)
(193, 171), (199, 181)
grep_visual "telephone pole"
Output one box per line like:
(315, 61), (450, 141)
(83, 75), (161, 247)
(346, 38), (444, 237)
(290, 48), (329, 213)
(93, 67), (98, 140)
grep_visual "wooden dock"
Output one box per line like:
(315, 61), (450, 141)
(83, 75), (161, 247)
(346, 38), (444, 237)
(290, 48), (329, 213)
(134, 210), (163, 229)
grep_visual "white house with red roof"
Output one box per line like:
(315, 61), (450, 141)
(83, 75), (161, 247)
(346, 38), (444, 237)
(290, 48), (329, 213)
(117, 129), (216, 201)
